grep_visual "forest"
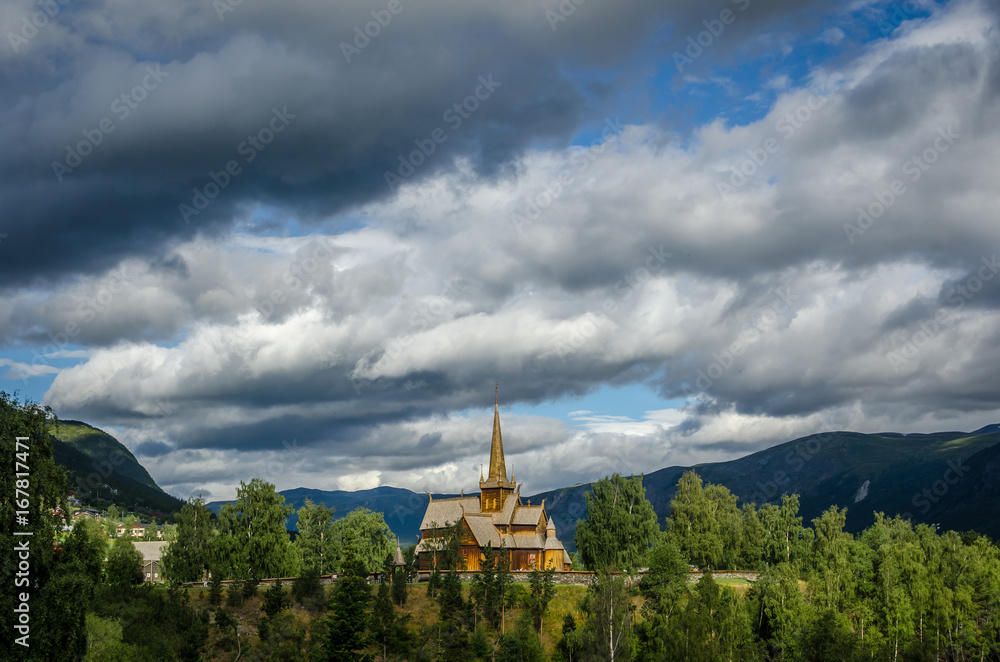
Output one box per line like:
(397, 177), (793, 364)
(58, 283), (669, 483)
(3, 393), (999, 661)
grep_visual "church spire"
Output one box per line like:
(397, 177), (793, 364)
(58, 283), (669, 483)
(480, 384), (511, 487)
(487, 386), (509, 487)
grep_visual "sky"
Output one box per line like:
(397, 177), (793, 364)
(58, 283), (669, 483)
(2, 0), (1000, 502)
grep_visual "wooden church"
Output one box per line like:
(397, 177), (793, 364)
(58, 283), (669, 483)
(415, 395), (572, 571)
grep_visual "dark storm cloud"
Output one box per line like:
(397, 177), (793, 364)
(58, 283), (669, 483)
(0, 0), (840, 288)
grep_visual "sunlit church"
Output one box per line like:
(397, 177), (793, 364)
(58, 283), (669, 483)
(415, 395), (572, 571)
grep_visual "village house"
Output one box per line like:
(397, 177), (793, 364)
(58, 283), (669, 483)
(133, 541), (169, 583)
(415, 395), (571, 572)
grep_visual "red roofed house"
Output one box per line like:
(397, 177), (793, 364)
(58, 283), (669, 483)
(415, 395), (571, 572)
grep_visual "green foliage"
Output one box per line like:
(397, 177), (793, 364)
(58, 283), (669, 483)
(208, 573), (223, 606)
(225, 582), (244, 608)
(249, 611), (306, 661)
(161, 496), (216, 584)
(296, 498), (337, 574)
(262, 579), (292, 619)
(325, 563), (373, 662)
(371, 579), (412, 661)
(523, 566), (556, 638)
(331, 507), (398, 575)
(580, 570), (635, 662)
(391, 564), (408, 607)
(293, 564), (327, 610)
(471, 542), (501, 627)
(639, 534), (688, 618)
(495, 613), (545, 662)
(556, 612), (584, 662)
(83, 613), (137, 662)
(574, 473), (659, 571)
(217, 478), (297, 580)
(438, 569), (465, 623)
(105, 535), (144, 587)
(426, 564), (441, 598)
(242, 576), (261, 598)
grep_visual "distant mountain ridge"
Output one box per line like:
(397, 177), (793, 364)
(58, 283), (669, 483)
(206, 426), (1000, 552)
(49, 420), (184, 515)
(535, 426), (1000, 551)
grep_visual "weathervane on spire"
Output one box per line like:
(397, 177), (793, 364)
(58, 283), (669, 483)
(495, 381), (499, 406)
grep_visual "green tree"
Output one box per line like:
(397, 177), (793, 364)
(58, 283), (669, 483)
(259, 580), (292, 641)
(292, 565), (326, 611)
(296, 498), (336, 574)
(105, 534), (144, 587)
(495, 613), (545, 662)
(214, 608), (241, 660)
(325, 563), (373, 662)
(471, 542), (501, 627)
(0, 393), (75, 659)
(524, 566), (556, 640)
(391, 564), (408, 607)
(556, 613), (584, 662)
(667, 471), (721, 568)
(809, 506), (855, 612)
(331, 507), (397, 575)
(217, 478), (297, 580)
(161, 496), (216, 583)
(82, 613), (137, 662)
(581, 570), (635, 662)
(639, 535), (688, 619)
(371, 579), (411, 661)
(575, 473), (659, 571)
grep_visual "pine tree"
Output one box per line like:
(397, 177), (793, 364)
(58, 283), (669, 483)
(524, 566), (556, 640)
(325, 562), (374, 662)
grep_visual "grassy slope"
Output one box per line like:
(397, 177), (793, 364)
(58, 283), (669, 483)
(182, 579), (755, 660)
(49, 419), (184, 514)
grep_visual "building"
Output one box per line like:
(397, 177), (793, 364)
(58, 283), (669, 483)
(415, 395), (571, 572)
(133, 541), (169, 583)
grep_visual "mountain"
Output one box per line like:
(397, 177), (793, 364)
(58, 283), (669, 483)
(49, 420), (184, 515)
(534, 428), (1000, 552)
(205, 427), (1000, 552)
(207, 486), (454, 545)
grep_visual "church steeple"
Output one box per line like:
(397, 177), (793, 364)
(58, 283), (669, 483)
(480, 385), (514, 497)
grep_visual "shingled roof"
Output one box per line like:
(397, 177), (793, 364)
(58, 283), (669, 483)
(419, 496), (480, 530)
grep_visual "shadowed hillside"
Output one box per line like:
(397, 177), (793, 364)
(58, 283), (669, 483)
(536, 426), (1000, 552)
